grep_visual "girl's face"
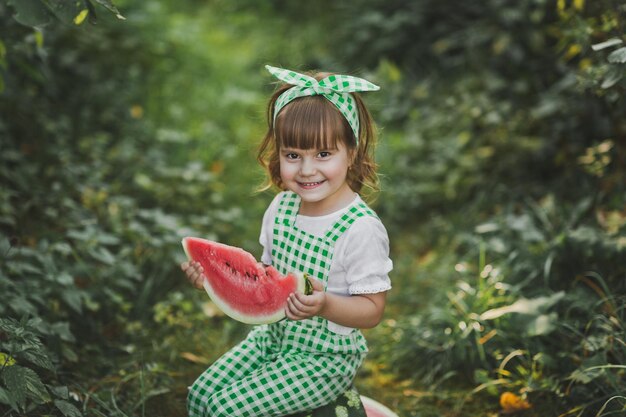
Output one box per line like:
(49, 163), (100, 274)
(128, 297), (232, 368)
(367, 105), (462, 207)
(279, 141), (354, 216)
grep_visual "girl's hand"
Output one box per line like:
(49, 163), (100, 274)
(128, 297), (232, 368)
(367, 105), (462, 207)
(285, 277), (326, 321)
(180, 260), (205, 290)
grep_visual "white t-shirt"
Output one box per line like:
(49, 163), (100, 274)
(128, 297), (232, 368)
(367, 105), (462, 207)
(259, 192), (393, 334)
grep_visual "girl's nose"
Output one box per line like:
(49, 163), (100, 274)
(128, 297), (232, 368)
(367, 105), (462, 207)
(299, 158), (317, 176)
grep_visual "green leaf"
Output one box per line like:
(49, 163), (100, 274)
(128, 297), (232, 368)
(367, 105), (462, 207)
(92, 0), (125, 19)
(6, 0), (53, 27)
(55, 399), (83, 417)
(474, 222), (499, 234)
(61, 289), (84, 314)
(601, 67), (624, 89)
(48, 385), (69, 400)
(8, 296), (38, 316)
(2, 365), (28, 407)
(21, 348), (55, 371)
(98, 233), (121, 246)
(569, 368), (596, 384)
(480, 292), (565, 320)
(55, 272), (74, 285)
(83, 0), (98, 24)
(6, 365), (50, 403)
(591, 38), (623, 51)
(61, 344), (78, 362)
(568, 355), (607, 384)
(3, 364), (52, 404)
(0, 352), (16, 366)
(25, 368), (50, 403)
(526, 312), (558, 336)
(88, 247), (116, 265)
(50, 322), (76, 343)
(607, 47), (626, 64)
(73, 9), (89, 25)
(0, 386), (19, 410)
(42, 0), (86, 25)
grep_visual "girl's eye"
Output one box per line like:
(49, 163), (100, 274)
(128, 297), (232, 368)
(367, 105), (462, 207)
(285, 153), (299, 160)
(318, 151), (331, 158)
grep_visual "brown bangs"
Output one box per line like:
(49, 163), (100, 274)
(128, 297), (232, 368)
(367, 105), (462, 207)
(274, 96), (355, 151)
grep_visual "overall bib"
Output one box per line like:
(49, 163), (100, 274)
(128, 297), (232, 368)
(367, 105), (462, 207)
(187, 192), (375, 417)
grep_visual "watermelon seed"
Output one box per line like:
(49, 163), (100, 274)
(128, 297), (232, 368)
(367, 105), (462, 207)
(242, 271), (259, 281)
(223, 261), (240, 276)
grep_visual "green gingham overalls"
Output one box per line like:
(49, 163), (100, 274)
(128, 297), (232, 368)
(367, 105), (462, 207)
(187, 192), (378, 417)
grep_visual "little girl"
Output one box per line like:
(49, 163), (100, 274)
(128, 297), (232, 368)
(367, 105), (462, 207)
(181, 65), (392, 417)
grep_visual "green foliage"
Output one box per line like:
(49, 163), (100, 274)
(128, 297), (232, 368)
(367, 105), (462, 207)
(384, 199), (625, 411)
(2, 0), (124, 27)
(0, 1), (264, 414)
(320, 0), (626, 415)
(0, 317), (81, 416)
(1, 0), (625, 416)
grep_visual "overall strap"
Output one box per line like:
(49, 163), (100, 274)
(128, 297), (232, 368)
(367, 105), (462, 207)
(324, 199), (378, 243)
(275, 191), (300, 227)
(272, 192), (331, 281)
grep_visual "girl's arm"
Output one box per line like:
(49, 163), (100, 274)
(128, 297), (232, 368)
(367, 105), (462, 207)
(184, 262), (387, 328)
(285, 278), (387, 329)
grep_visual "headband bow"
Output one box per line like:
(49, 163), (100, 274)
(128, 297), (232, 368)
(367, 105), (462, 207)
(265, 65), (380, 143)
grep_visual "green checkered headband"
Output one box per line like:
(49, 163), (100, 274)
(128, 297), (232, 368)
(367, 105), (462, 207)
(266, 65), (380, 143)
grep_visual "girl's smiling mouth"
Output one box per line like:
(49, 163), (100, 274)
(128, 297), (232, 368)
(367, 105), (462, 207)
(298, 180), (326, 189)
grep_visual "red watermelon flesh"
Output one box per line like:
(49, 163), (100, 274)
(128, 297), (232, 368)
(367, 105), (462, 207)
(182, 237), (309, 324)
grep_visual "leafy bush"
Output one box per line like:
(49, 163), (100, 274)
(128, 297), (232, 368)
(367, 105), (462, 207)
(1, 0), (625, 416)
(0, 2), (255, 414)
(317, 0), (626, 415)
(376, 150), (624, 414)
(0, 1), (349, 414)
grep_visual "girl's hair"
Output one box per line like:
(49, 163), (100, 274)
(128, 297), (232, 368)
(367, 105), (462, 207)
(257, 71), (380, 198)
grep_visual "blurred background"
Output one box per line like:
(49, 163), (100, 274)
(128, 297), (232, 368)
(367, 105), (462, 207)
(1, 0), (625, 416)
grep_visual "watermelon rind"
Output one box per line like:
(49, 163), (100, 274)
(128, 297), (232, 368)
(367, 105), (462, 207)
(182, 238), (308, 325)
(304, 273), (313, 295)
(360, 395), (398, 417)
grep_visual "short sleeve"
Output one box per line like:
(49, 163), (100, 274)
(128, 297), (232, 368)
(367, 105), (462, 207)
(339, 216), (393, 295)
(259, 193), (283, 265)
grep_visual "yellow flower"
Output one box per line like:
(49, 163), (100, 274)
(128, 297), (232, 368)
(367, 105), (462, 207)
(130, 105), (144, 119)
(500, 391), (531, 413)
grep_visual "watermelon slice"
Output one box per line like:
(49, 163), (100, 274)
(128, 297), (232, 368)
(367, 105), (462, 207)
(361, 396), (399, 417)
(182, 237), (312, 324)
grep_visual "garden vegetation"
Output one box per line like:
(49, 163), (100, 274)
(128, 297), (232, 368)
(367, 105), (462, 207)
(1, 1), (624, 416)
